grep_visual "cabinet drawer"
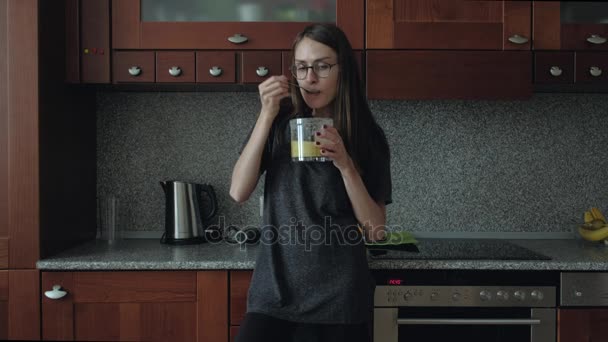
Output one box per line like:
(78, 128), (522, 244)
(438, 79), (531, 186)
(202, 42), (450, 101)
(230, 271), (252, 326)
(576, 52), (608, 83)
(366, 51), (532, 100)
(534, 52), (574, 84)
(156, 51), (195, 83)
(562, 24), (608, 51)
(196, 51), (236, 83)
(113, 51), (155, 83)
(241, 52), (282, 83)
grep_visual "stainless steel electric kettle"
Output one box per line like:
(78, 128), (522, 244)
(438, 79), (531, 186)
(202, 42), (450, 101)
(160, 180), (217, 245)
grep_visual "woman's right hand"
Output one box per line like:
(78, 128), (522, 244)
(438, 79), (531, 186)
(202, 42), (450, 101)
(258, 75), (289, 121)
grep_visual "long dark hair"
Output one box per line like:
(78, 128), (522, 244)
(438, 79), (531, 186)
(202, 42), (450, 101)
(288, 23), (389, 172)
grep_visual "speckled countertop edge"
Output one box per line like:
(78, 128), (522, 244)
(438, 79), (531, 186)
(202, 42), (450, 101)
(36, 238), (608, 271)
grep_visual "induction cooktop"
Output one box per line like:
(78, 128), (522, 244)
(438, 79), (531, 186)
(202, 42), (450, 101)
(368, 239), (551, 261)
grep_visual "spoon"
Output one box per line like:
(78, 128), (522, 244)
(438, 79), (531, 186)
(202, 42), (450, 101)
(288, 82), (320, 94)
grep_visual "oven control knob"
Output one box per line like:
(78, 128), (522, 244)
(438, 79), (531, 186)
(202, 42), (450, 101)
(452, 292), (461, 301)
(531, 290), (544, 301)
(514, 290), (526, 301)
(496, 290), (509, 301)
(430, 292), (439, 301)
(479, 290), (492, 301)
(403, 292), (412, 300)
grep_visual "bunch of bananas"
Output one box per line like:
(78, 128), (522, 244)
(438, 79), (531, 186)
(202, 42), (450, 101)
(578, 207), (608, 244)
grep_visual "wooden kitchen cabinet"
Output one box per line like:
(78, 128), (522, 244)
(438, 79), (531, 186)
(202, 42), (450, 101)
(156, 51), (196, 83)
(113, 51), (156, 83)
(42, 271), (228, 341)
(533, 2), (608, 51)
(575, 52), (608, 84)
(558, 309), (608, 342)
(65, 0), (110, 83)
(534, 52), (575, 84)
(367, 0), (531, 50)
(241, 52), (282, 84)
(230, 271), (253, 341)
(367, 50), (532, 99)
(112, 0), (364, 50)
(196, 52), (237, 84)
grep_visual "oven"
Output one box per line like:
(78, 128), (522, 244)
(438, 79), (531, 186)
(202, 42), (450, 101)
(372, 270), (558, 342)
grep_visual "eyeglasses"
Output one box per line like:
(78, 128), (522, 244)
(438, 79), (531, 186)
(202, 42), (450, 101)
(290, 62), (337, 80)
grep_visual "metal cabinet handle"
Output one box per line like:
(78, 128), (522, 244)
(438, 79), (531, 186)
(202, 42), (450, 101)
(209, 66), (223, 77)
(587, 34), (607, 45)
(128, 66), (141, 76)
(397, 318), (541, 326)
(169, 66), (182, 77)
(590, 66), (603, 77)
(256, 66), (269, 77)
(550, 66), (563, 77)
(508, 34), (529, 45)
(44, 285), (67, 300)
(228, 33), (248, 44)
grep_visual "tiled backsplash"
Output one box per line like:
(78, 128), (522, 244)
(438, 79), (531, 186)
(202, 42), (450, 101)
(97, 92), (608, 236)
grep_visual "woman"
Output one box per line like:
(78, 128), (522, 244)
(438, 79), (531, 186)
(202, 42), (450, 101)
(230, 23), (392, 342)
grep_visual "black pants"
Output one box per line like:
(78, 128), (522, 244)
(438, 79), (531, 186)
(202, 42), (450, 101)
(235, 312), (371, 342)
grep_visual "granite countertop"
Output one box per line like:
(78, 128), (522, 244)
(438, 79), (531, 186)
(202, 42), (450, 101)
(36, 238), (608, 271)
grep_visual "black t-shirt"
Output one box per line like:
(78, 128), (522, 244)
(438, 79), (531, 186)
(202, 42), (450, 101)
(242, 110), (392, 324)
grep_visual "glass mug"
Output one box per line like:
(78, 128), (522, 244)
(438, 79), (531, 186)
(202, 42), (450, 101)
(289, 117), (333, 162)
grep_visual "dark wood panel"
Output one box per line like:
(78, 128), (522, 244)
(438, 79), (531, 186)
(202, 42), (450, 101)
(39, 0), (97, 259)
(65, 0), (79, 83)
(142, 302), (196, 342)
(74, 302), (197, 342)
(112, 0), (140, 49)
(532, 1), (560, 50)
(42, 272), (74, 340)
(74, 272), (197, 303)
(113, 50), (156, 83)
(336, 0), (364, 50)
(8, 270), (39, 340)
(504, 1), (531, 50)
(0, 239), (7, 269)
(197, 271), (228, 342)
(562, 24), (608, 51)
(75, 303), (122, 341)
(393, 22), (502, 49)
(394, 0), (502, 22)
(0, 0), (7, 241)
(230, 271), (252, 326)
(366, 0), (394, 49)
(575, 52), (608, 84)
(7, 0), (39, 269)
(80, 0), (110, 83)
(196, 51), (237, 83)
(241, 51), (282, 83)
(0, 271), (7, 339)
(156, 51), (196, 83)
(141, 22), (311, 50)
(534, 52), (574, 84)
(559, 309), (608, 342)
(366, 50), (532, 99)
(0, 271), (7, 300)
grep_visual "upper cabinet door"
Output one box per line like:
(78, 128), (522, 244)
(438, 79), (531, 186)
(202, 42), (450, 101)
(534, 1), (608, 50)
(367, 0), (531, 50)
(112, 0), (364, 50)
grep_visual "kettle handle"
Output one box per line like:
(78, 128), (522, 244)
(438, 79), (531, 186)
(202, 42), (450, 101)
(197, 184), (218, 222)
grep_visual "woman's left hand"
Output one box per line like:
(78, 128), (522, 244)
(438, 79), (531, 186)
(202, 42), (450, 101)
(315, 125), (355, 173)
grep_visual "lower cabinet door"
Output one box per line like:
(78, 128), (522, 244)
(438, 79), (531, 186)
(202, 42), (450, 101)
(42, 271), (228, 342)
(0, 270), (40, 340)
(558, 308), (608, 342)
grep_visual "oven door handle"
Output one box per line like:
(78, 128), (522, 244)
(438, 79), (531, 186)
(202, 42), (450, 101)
(397, 318), (541, 326)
